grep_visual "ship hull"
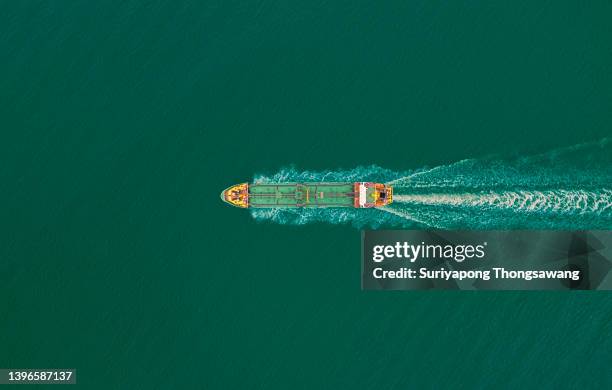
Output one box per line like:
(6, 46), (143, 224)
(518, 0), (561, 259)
(221, 182), (392, 209)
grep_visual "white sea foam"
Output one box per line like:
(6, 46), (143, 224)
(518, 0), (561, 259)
(393, 190), (612, 214)
(250, 140), (612, 229)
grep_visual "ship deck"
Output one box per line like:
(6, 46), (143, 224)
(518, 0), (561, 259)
(249, 183), (354, 208)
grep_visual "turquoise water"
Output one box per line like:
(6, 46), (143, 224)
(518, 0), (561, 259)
(3, 1), (612, 389)
(253, 139), (612, 228)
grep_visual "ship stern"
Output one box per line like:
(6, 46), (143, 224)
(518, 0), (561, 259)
(354, 182), (393, 208)
(374, 183), (393, 207)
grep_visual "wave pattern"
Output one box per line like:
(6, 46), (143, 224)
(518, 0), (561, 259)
(250, 140), (612, 229)
(393, 190), (612, 214)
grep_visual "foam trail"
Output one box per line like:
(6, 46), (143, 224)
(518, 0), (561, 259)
(393, 190), (612, 214)
(250, 140), (612, 229)
(378, 206), (432, 227)
(386, 159), (474, 185)
(391, 138), (612, 190)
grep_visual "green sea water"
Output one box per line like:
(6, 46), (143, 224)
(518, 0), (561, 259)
(2, 1), (612, 388)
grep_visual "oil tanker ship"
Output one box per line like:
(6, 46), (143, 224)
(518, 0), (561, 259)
(221, 182), (393, 208)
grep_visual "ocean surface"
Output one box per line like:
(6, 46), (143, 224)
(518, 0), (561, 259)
(2, 1), (612, 388)
(252, 140), (612, 229)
